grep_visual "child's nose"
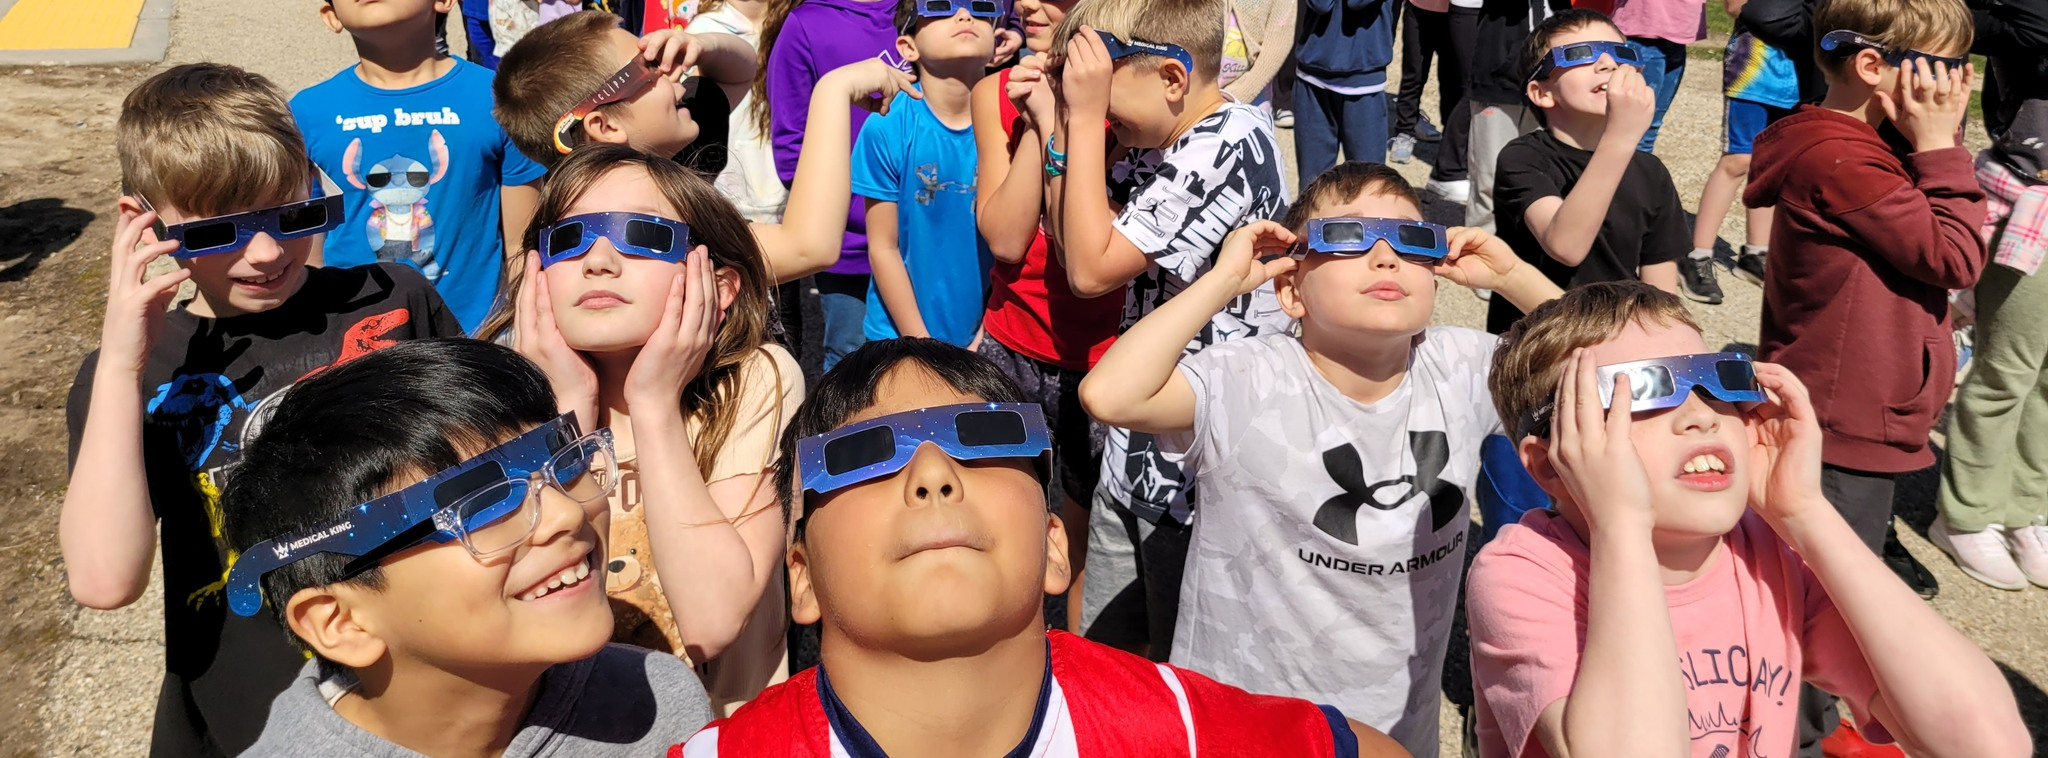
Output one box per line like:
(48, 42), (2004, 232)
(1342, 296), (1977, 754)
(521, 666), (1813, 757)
(241, 234), (285, 265)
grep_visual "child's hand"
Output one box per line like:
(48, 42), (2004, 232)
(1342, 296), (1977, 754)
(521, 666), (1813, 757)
(1009, 55), (1058, 131)
(822, 58), (923, 116)
(1548, 348), (1657, 537)
(624, 246), (721, 412)
(1600, 66), (1656, 149)
(514, 253), (600, 427)
(100, 205), (192, 376)
(1878, 58), (1972, 153)
(1200, 221), (1298, 297)
(1744, 361), (1832, 527)
(990, 28), (1025, 69)
(1058, 25), (1114, 122)
(1432, 226), (1521, 291)
(640, 29), (702, 77)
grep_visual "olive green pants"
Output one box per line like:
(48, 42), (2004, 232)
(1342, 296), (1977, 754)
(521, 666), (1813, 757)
(1940, 262), (2048, 531)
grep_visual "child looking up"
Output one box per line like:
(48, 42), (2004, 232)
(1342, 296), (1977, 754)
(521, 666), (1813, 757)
(674, 339), (1412, 756)
(852, 0), (1002, 347)
(292, 0), (548, 332)
(1483, 9), (1688, 335)
(219, 339), (714, 756)
(1081, 162), (1562, 758)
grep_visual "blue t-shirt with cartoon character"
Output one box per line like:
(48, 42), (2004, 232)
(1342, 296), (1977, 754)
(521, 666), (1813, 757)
(849, 89), (991, 347)
(291, 58), (547, 332)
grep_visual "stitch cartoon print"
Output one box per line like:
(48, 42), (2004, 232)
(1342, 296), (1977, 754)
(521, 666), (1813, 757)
(343, 129), (450, 280)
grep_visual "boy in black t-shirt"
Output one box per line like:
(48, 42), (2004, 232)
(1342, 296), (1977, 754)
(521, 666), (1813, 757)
(61, 63), (463, 758)
(1484, 9), (1690, 334)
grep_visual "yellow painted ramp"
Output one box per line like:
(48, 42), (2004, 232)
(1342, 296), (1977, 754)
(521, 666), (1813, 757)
(0, 0), (148, 50)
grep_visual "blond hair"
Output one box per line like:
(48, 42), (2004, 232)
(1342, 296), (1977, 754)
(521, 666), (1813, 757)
(117, 64), (310, 217)
(1048, 0), (1227, 82)
(1812, 0), (1973, 82)
(493, 11), (629, 170)
(1489, 281), (1703, 439)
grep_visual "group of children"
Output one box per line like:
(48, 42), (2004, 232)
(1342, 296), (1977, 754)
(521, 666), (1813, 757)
(56, 0), (2043, 754)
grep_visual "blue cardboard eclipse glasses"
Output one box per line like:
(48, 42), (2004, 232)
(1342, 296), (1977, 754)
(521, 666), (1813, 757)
(537, 211), (693, 268)
(917, 0), (1003, 19)
(1529, 40), (1643, 82)
(141, 182), (344, 259)
(224, 414), (619, 617)
(1094, 30), (1195, 73)
(1819, 30), (1969, 71)
(1296, 217), (1449, 263)
(797, 402), (1052, 498)
(1523, 352), (1766, 438)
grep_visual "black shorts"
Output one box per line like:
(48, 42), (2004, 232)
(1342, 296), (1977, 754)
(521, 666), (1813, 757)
(976, 337), (1105, 512)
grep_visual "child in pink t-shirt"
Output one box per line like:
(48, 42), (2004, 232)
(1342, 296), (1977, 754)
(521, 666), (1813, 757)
(1468, 281), (2029, 758)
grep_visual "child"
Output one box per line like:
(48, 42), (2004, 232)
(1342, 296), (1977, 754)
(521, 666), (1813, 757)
(970, 0), (1122, 628)
(852, 0), (1000, 347)
(1468, 281), (2030, 758)
(1483, 8), (1688, 335)
(479, 144), (800, 712)
(1047, 0), (1292, 657)
(673, 338), (1411, 756)
(494, 13), (913, 286)
(690, 0), (794, 223)
(217, 339), (716, 756)
(1679, 0), (1799, 305)
(291, 0), (549, 333)
(1289, 0), (1397, 185)
(763, 0), (901, 369)
(1080, 162), (1563, 758)
(60, 63), (464, 757)
(1741, 0), (1983, 555)
(1461, 0), (1567, 229)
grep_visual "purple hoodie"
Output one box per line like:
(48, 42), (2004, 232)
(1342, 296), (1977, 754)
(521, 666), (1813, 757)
(767, 0), (898, 275)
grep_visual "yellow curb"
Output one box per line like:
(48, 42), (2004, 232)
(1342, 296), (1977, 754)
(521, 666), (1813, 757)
(0, 0), (147, 50)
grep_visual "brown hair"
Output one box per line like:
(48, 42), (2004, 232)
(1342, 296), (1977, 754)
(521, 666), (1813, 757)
(118, 63), (311, 217)
(1047, 0), (1228, 83)
(1281, 162), (1424, 231)
(747, 0), (806, 141)
(493, 11), (629, 170)
(477, 144), (781, 481)
(1811, 0), (1973, 82)
(1489, 281), (1703, 439)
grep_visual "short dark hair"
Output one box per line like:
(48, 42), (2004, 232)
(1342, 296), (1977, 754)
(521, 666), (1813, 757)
(1521, 8), (1625, 84)
(1282, 162), (1424, 232)
(774, 338), (1032, 533)
(219, 339), (559, 650)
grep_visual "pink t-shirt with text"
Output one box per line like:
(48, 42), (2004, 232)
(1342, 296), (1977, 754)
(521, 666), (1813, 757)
(1467, 509), (1888, 758)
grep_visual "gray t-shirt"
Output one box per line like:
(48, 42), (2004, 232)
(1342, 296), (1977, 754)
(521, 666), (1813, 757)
(241, 644), (713, 758)
(1163, 329), (1501, 758)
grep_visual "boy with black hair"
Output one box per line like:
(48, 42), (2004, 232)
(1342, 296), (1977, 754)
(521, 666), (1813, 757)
(675, 338), (1410, 756)
(62, 63), (464, 758)
(1483, 8), (1688, 335)
(1046, 0), (1291, 657)
(218, 338), (715, 757)
(851, 0), (1000, 347)
(291, 0), (548, 333)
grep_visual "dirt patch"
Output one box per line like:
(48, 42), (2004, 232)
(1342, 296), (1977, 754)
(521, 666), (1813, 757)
(0, 63), (156, 758)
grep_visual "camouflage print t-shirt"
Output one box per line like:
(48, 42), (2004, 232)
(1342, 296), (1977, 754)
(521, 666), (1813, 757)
(1099, 99), (1291, 525)
(1162, 328), (1502, 758)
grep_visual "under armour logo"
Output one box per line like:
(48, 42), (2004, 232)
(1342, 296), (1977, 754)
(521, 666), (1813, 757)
(1311, 431), (1464, 545)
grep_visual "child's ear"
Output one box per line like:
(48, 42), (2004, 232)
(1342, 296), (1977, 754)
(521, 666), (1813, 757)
(788, 542), (823, 626)
(581, 110), (632, 147)
(897, 35), (921, 64)
(285, 585), (387, 669)
(713, 265), (741, 317)
(1854, 49), (1888, 88)
(1524, 79), (1555, 110)
(1516, 433), (1567, 500)
(1042, 513), (1072, 596)
(1158, 60), (1190, 103)
(318, 2), (345, 34)
(433, 0), (454, 13)
(1275, 264), (1308, 320)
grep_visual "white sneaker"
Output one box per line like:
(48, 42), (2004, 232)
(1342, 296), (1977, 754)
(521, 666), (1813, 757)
(1426, 178), (1472, 204)
(1930, 518), (2029, 590)
(2008, 519), (2048, 588)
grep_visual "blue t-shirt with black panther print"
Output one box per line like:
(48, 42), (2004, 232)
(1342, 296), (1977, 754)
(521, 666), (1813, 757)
(292, 58), (547, 333)
(849, 88), (992, 347)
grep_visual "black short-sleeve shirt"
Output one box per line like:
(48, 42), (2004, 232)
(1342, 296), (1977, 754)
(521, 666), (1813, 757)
(1485, 130), (1692, 334)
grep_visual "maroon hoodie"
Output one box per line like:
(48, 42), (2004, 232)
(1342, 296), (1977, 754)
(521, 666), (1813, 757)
(1743, 106), (1988, 473)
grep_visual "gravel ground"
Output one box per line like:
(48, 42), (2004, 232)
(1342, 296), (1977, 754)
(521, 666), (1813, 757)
(27, 5), (2046, 756)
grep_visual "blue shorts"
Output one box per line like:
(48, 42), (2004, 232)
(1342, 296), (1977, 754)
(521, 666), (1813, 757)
(1726, 99), (1796, 155)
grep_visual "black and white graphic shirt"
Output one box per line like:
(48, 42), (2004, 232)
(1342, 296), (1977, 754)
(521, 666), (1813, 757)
(1161, 329), (1502, 758)
(1097, 100), (1291, 525)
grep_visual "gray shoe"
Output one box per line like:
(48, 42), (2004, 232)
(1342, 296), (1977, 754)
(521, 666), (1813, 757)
(1273, 108), (1294, 129)
(1390, 133), (1417, 164)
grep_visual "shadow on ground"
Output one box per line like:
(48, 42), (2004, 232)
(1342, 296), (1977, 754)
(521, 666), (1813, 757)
(0, 199), (94, 283)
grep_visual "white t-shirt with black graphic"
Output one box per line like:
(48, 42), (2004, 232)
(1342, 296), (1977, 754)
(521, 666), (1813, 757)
(1096, 99), (1291, 525)
(1162, 328), (1502, 758)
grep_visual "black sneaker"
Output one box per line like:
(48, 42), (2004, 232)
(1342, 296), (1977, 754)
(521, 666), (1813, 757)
(1884, 525), (1941, 599)
(1679, 256), (1724, 305)
(1735, 248), (1767, 286)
